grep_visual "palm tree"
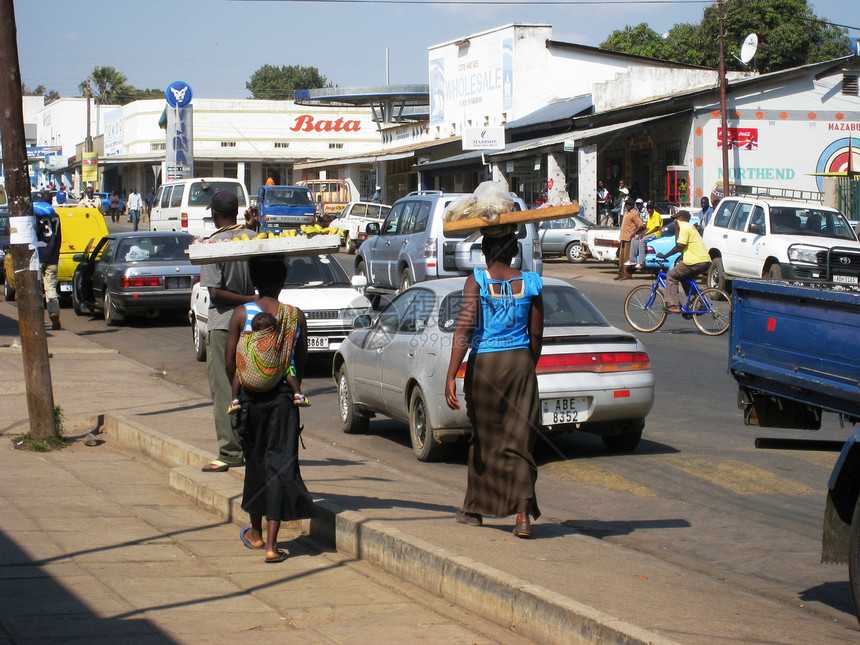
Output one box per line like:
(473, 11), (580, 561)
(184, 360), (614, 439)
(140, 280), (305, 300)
(77, 66), (128, 105)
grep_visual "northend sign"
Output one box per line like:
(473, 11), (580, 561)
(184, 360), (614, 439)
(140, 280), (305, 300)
(290, 115), (362, 133)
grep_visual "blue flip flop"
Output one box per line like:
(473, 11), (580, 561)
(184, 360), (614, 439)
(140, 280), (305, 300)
(240, 526), (263, 550)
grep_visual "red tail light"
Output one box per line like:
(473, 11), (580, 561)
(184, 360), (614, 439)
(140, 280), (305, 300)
(455, 362), (468, 379)
(120, 276), (163, 288)
(181, 211), (188, 229)
(536, 352), (650, 374)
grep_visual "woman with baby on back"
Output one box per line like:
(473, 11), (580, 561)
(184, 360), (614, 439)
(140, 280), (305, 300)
(444, 224), (544, 538)
(224, 257), (316, 563)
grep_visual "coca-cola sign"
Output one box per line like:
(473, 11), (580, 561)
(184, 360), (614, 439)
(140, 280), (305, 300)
(290, 115), (362, 133)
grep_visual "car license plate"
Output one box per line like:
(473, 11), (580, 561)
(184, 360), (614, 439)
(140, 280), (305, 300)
(308, 337), (329, 349)
(59, 282), (72, 293)
(833, 275), (858, 284)
(166, 276), (189, 289)
(541, 397), (589, 425)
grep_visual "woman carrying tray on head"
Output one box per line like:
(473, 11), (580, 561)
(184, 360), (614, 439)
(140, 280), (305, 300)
(444, 224), (544, 539)
(225, 257), (316, 563)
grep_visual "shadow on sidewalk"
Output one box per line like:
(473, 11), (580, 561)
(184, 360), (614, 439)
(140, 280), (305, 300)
(0, 531), (175, 643)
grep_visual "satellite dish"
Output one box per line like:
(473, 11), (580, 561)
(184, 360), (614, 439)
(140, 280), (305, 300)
(740, 34), (758, 64)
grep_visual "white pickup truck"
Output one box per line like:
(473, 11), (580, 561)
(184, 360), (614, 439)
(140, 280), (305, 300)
(333, 201), (391, 254)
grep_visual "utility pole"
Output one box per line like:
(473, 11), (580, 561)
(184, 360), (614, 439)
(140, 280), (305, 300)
(0, 0), (57, 440)
(86, 76), (92, 153)
(718, 0), (730, 200)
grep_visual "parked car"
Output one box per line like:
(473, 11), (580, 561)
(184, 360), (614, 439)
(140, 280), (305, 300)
(701, 196), (860, 290)
(334, 201), (391, 254)
(537, 215), (596, 263)
(332, 276), (654, 461)
(582, 226), (621, 262)
(355, 190), (542, 297)
(71, 231), (199, 325)
(189, 253), (371, 361)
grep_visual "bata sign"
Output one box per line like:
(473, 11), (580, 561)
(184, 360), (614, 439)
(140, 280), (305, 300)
(290, 115), (362, 133)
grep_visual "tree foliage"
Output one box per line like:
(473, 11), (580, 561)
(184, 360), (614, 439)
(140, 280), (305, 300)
(600, 0), (852, 73)
(76, 67), (168, 105)
(246, 64), (330, 100)
(32, 84), (60, 105)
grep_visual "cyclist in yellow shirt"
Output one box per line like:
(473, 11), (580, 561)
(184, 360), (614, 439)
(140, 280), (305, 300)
(656, 210), (711, 314)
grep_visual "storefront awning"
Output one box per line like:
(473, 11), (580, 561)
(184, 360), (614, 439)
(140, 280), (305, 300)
(293, 136), (461, 171)
(489, 111), (691, 160)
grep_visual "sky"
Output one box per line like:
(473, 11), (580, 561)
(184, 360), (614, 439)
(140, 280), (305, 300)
(13, 0), (856, 100)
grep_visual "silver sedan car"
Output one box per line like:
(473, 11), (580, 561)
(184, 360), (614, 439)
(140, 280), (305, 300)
(333, 277), (654, 461)
(537, 215), (596, 263)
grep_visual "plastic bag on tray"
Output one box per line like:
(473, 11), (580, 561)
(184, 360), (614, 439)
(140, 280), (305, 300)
(444, 181), (515, 224)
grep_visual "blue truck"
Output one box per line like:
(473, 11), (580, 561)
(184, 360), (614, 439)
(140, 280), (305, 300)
(728, 278), (860, 619)
(256, 185), (316, 233)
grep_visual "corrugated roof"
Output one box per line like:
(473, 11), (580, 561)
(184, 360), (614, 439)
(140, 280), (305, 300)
(505, 94), (592, 129)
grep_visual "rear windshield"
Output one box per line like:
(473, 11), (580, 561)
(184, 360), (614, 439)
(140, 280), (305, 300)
(265, 188), (313, 208)
(187, 181), (247, 208)
(116, 234), (193, 262)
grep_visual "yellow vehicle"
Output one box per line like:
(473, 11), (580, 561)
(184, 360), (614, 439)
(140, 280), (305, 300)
(3, 205), (107, 302)
(297, 179), (358, 225)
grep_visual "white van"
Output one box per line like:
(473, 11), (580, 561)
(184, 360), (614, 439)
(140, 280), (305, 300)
(150, 177), (250, 237)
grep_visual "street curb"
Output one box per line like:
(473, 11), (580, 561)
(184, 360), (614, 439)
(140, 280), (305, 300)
(103, 413), (678, 645)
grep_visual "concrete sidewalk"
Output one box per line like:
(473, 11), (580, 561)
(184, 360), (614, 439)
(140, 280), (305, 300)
(1, 300), (856, 645)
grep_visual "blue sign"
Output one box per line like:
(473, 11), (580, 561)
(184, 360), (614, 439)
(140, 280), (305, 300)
(165, 81), (192, 108)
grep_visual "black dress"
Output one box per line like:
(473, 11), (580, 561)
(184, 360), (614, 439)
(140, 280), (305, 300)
(239, 381), (316, 521)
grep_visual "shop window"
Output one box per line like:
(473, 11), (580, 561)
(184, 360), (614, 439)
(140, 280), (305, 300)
(223, 162), (238, 179)
(195, 163), (213, 178)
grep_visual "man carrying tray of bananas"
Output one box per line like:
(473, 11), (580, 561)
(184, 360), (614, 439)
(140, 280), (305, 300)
(200, 190), (259, 473)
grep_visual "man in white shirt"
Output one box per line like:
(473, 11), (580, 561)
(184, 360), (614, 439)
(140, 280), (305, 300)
(127, 187), (144, 231)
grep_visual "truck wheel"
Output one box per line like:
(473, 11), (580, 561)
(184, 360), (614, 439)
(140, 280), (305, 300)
(337, 366), (369, 434)
(345, 237), (357, 254)
(191, 315), (206, 362)
(707, 257), (728, 291)
(849, 495), (860, 622)
(399, 269), (413, 294)
(409, 387), (447, 462)
(565, 242), (586, 263)
(766, 263), (783, 279)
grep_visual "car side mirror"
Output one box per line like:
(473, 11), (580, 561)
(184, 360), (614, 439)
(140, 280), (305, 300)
(351, 274), (367, 288)
(366, 222), (380, 235)
(72, 254), (86, 262)
(749, 224), (764, 235)
(352, 314), (372, 329)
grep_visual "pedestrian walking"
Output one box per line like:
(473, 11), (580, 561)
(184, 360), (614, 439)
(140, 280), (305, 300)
(615, 200), (640, 280)
(225, 258), (316, 563)
(199, 191), (257, 473)
(144, 187), (157, 224)
(78, 185), (103, 212)
(34, 200), (62, 330)
(107, 191), (121, 223)
(127, 187), (143, 231)
(445, 224), (544, 538)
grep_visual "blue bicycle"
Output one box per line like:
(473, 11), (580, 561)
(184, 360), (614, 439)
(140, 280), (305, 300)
(623, 264), (731, 336)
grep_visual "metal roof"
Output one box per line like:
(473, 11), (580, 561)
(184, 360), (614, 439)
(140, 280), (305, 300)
(294, 85), (429, 123)
(504, 94), (592, 130)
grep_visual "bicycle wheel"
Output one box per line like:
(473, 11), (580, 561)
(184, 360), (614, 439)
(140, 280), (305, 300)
(692, 288), (731, 336)
(624, 285), (667, 332)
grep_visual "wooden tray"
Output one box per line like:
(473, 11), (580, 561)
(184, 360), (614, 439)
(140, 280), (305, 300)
(442, 202), (579, 233)
(186, 234), (340, 265)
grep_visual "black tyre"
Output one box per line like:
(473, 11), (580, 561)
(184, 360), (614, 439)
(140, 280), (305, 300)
(71, 288), (89, 316)
(624, 285), (666, 333)
(602, 426), (643, 453)
(692, 288), (731, 336)
(565, 242), (587, 264)
(707, 257), (728, 292)
(192, 315), (206, 362)
(399, 268), (413, 294)
(848, 495), (860, 622)
(345, 237), (357, 254)
(337, 367), (369, 434)
(409, 387), (446, 462)
(103, 291), (124, 326)
(4, 278), (15, 302)
(766, 263), (783, 279)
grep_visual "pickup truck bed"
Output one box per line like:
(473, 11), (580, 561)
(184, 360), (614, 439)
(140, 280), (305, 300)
(729, 279), (860, 428)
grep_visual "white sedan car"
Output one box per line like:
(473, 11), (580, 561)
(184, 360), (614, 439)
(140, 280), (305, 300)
(333, 277), (654, 461)
(189, 253), (371, 360)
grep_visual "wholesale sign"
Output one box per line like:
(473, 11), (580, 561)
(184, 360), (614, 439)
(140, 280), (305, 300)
(165, 81), (194, 181)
